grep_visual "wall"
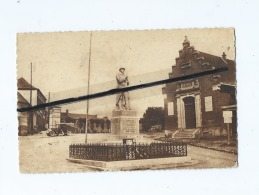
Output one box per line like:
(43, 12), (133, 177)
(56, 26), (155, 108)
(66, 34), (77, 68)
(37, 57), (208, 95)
(18, 90), (38, 106)
(49, 108), (61, 128)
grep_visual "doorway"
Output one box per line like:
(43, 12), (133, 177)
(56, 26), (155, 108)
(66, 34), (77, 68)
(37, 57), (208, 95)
(183, 96), (196, 129)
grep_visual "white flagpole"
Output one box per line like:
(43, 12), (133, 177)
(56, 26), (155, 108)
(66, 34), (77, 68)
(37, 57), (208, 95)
(85, 33), (92, 143)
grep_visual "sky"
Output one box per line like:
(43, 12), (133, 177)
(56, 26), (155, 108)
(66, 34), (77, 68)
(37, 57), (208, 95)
(17, 28), (235, 117)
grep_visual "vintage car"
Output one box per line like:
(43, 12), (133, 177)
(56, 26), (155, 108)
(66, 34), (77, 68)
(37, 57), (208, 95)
(46, 123), (74, 136)
(148, 125), (163, 132)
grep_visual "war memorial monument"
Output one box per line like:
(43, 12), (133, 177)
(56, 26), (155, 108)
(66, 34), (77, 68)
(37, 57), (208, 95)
(67, 67), (189, 171)
(111, 67), (140, 140)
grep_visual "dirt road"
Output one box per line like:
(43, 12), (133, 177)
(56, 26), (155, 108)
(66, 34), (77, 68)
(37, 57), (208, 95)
(184, 145), (237, 169)
(19, 133), (237, 173)
(19, 133), (96, 173)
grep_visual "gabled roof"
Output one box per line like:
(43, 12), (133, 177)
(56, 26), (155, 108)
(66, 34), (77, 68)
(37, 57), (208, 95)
(199, 52), (236, 84)
(17, 77), (47, 101)
(171, 51), (236, 85)
(18, 77), (36, 89)
(17, 92), (31, 107)
(170, 36), (236, 85)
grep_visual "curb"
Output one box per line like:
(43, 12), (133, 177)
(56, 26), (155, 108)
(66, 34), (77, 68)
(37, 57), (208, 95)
(67, 156), (194, 171)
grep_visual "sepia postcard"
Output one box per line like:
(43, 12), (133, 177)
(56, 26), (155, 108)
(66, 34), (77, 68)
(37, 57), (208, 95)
(17, 28), (237, 173)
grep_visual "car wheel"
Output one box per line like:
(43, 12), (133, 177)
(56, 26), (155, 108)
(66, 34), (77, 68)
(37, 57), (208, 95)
(49, 131), (55, 137)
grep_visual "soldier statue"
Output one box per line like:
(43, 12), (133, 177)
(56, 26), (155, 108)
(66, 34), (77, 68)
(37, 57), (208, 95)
(116, 67), (131, 110)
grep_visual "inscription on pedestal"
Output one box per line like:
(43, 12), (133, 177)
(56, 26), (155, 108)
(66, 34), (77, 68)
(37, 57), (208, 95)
(122, 118), (137, 134)
(111, 110), (139, 136)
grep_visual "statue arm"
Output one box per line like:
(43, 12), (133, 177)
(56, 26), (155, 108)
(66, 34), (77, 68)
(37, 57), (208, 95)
(116, 74), (127, 84)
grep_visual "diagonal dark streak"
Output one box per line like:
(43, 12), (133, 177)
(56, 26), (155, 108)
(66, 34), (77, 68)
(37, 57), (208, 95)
(17, 67), (228, 112)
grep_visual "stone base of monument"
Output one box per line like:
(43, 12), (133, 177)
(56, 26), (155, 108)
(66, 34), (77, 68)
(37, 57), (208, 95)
(102, 135), (144, 144)
(67, 156), (194, 171)
(110, 109), (142, 141)
(81, 133), (144, 143)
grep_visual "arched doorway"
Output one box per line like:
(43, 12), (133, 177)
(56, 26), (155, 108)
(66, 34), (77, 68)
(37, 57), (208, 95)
(183, 96), (196, 129)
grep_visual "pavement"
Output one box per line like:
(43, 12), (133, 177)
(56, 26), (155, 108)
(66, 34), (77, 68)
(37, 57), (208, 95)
(19, 133), (237, 173)
(181, 145), (237, 169)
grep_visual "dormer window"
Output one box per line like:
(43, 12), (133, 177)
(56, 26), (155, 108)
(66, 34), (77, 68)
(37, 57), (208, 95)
(181, 61), (191, 69)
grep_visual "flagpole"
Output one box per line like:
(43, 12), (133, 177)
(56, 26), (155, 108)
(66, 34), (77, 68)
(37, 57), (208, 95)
(85, 33), (92, 143)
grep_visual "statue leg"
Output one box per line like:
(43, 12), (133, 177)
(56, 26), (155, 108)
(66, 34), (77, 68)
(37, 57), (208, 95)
(116, 92), (123, 109)
(116, 94), (119, 109)
(126, 92), (131, 110)
(124, 92), (130, 110)
(121, 92), (126, 109)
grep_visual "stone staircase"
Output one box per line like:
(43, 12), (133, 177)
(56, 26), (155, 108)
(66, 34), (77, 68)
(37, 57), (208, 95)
(173, 128), (200, 139)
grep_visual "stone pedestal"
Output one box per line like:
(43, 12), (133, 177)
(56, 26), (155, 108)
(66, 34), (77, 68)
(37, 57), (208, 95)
(111, 110), (139, 138)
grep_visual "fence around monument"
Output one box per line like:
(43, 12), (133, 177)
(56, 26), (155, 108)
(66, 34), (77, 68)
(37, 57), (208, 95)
(69, 142), (187, 161)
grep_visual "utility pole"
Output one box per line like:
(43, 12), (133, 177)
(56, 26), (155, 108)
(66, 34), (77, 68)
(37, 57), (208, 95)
(227, 123), (230, 146)
(85, 33), (92, 143)
(30, 62), (33, 135)
(48, 92), (50, 129)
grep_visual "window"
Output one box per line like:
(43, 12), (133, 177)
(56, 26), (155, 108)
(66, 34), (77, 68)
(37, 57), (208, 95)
(168, 102), (174, 116)
(205, 96), (213, 112)
(212, 84), (220, 91)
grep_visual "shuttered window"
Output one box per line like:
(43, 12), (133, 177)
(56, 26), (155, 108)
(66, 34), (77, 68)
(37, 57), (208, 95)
(205, 96), (213, 112)
(168, 102), (174, 116)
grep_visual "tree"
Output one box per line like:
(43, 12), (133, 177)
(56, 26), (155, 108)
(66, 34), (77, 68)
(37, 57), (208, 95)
(139, 107), (165, 132)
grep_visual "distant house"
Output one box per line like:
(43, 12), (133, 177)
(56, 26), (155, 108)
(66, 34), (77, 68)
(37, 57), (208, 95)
(162, 37), (236, 137)
(89, 117), (111, 133)
(61, 110), (111, 133)
(17, 92), (31, 135)
(17, 77), (47, 134)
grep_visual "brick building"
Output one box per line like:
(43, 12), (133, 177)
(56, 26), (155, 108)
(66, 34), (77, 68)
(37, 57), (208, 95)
(162, 36), (236, 137)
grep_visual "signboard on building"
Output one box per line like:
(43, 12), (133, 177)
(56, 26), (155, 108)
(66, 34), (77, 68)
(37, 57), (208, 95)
(224, 117), (232, 123)
(223, 111), (232, 118)
(223, 111), (232, 123)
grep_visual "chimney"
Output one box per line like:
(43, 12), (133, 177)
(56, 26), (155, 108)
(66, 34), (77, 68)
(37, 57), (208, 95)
(222, 52), (227, 61)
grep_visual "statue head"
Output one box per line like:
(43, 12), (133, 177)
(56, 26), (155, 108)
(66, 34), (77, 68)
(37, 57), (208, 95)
(119, 67), (125, 73)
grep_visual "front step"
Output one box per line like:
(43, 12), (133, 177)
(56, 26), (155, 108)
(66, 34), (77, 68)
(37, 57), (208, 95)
(174, 133), (194, 138)
(173, 129), (200, 139)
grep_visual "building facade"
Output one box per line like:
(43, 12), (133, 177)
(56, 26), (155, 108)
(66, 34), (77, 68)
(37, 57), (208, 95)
(18, 77), (47, 134)
(162, 37), (236, 137)
(48, 106), (61, 129)
(17, 92), (31, 136)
